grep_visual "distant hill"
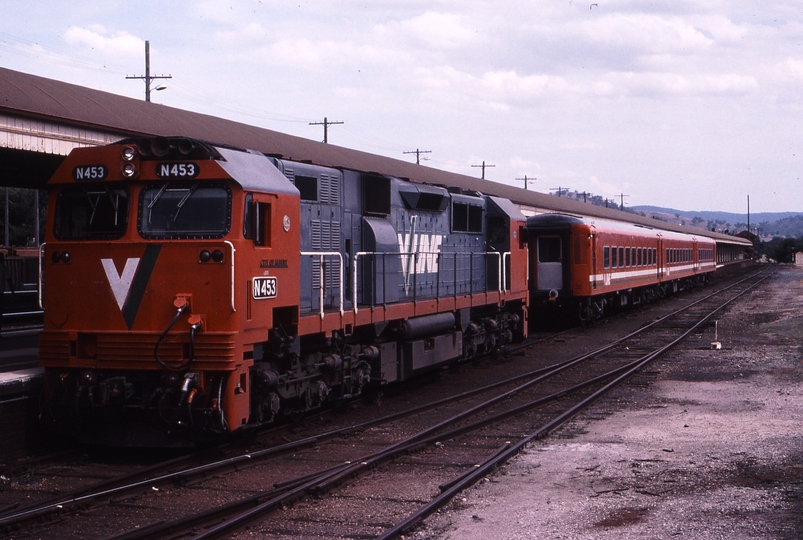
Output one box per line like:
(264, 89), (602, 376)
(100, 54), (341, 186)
(545, 191), (802, 239)
(631, 206), (800, 224)
(630, 206), (803, 239)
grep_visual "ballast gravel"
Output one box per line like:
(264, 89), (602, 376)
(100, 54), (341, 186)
(417, 266), (803, 539)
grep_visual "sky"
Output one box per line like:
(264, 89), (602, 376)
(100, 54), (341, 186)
(1, 1), (801, 214)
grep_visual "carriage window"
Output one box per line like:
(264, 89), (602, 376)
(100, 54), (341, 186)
(603, 246), (610, 268)
(54, 186), (130, 240)
(612, 246), (618, 268)
(139, 183), (231, 239)
(538, 237), (562, 263)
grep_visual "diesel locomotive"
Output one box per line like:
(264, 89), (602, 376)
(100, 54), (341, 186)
(39, 137), (528, 443)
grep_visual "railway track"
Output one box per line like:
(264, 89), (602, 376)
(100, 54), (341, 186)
(1, 267), (771, 539)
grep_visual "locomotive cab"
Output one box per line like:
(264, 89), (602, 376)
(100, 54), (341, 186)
(40, 137), (302, 444)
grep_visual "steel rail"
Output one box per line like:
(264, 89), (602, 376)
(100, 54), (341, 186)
(379, 269), (773, 539)
(132, 335), (684, 540)
(9, 267), (768, 536)
(125, 269), (774, 540)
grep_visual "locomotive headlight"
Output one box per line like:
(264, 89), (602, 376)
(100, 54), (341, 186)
(51, 251), (70, 264)
(82, 370), (95, 383)
(122, 163), (137, 178)
(199, 249), (224, 263)
(121, 145), (137, 161)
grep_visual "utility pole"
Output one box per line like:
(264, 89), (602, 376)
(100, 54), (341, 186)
(126, 41), (171, 102)
(747, 194), (750, 235)
(403, 149), (431, 164)
(471, 161), (495, 179)
(550, 187), (566, 197)
(309, 117), (344, 144)
(618, 193), (629, 210)
(516, 175), (537, 190)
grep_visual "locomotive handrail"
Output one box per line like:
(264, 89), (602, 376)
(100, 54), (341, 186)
(225, 241), (236, 312)
(503, 251), (511, 291)
(38, 242), (45, 310)
(301, 251), (344, 319)
(352, 251), (510, 315)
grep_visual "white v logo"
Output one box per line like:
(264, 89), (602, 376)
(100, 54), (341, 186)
(102, 258), (141, 310)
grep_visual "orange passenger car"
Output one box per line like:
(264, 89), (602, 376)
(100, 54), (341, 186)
(527, 213), (716, 325)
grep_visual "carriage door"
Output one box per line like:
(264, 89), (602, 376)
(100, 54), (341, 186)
(536, 235), (563, 291)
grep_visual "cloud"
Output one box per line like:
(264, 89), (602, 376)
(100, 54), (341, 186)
(598, 71), (759, 97)
(580, 14), (714, 52)
(5, 0), (802, 212)
(63, 26), (142, 56)
(396, 11), (476, 50)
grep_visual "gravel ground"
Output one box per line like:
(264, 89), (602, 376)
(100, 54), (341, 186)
(417, 266), (803, 539)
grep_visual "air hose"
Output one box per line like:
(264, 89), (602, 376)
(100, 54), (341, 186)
(154, 301), (199, 372)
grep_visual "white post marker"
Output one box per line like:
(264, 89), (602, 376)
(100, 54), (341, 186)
(711, 320), (721, 350)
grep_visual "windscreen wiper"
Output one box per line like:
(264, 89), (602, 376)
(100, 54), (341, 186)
(147, 182), (170, 224)
(173, 182), (199, 221)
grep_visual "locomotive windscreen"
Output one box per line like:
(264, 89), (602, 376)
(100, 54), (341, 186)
(54, 186), (130, 240)
(139, 183), (232, 239)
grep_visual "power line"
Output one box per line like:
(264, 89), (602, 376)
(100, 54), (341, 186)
(309, 117), (344, 144)
(550, 187), (567, 197)
(125, 41), (171, 102)
(471, 161), (495, 179)
(617, 193), (629, 210)
(403, 148), (432, 165)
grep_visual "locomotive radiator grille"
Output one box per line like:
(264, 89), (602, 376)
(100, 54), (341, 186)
(311, 219), (342, 290)
(39, 331), (237, 369)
